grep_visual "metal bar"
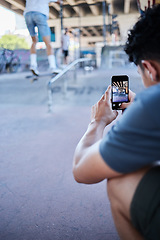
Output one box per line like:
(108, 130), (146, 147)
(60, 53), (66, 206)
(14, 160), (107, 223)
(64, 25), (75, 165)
(102, 1), (106, 45)
(48, 58), (90, 85)
(63, 2), (102, 8)
(47, 57), (91, 112)
(60, 0), (63, 31)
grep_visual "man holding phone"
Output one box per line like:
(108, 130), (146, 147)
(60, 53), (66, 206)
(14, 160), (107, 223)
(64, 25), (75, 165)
(73, 5), (160, 240)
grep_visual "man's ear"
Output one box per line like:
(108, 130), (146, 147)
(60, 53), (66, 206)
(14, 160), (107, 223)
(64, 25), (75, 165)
(141, 60), (157, 81)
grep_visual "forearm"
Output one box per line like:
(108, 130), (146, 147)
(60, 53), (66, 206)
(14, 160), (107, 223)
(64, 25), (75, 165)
(74, 120), (106, 166)
(73, 87), (121, 183)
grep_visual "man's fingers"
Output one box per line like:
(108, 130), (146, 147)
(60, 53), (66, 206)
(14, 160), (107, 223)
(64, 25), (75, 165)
(104, 85), (111, 101)
(121, 102), (130, 109)
(113, 110), (118, 118)
(100, 94), (105, 101)
(99, 86), (111, 102)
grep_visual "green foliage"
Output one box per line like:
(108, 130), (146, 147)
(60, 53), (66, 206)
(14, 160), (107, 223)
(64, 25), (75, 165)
(0, 34), (29, 50)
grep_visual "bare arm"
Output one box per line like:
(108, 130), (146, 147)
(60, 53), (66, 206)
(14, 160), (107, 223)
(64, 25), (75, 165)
(73, 86), (122, 184)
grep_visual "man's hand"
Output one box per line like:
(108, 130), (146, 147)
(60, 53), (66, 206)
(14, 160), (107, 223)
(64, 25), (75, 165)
(72, 85), (122, 184)
(121, 89), (136, 110)
(91, 86), (118, 126)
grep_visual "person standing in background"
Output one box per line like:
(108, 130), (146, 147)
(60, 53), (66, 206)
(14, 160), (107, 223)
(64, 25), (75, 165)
(62, 28), (70, 65)
(24, 0), (61, 76)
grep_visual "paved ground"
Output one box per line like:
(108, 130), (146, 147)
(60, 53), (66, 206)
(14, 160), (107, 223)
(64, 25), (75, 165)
(0, 66), (144, 240)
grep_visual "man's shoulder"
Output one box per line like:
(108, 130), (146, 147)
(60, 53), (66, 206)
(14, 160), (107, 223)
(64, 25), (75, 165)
(131, 83), (160, 124)
(136, 84), (160, 106)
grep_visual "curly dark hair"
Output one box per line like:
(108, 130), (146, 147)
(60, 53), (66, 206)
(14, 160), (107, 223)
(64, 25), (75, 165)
(124, 4), (160, 66)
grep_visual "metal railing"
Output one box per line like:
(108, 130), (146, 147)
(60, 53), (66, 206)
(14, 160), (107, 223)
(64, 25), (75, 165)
(47, 58), (92, 112)
(108, 50), (128, 68)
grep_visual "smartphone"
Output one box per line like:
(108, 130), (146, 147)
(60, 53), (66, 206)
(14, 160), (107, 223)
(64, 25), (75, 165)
(111, 75), (129, 110)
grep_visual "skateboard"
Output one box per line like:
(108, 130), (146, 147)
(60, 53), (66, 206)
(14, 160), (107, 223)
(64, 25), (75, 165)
(26, 72), (59, 82)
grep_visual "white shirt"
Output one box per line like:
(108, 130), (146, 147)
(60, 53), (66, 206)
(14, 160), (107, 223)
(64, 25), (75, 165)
(24, 0), (57, 18)
(62, 34), (70, 50)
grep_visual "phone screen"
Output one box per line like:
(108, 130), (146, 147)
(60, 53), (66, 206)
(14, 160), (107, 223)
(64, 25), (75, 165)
(111, 75), (129, 110)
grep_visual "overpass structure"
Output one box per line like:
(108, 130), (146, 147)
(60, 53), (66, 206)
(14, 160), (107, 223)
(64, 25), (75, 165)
(0, 0), (140, 48)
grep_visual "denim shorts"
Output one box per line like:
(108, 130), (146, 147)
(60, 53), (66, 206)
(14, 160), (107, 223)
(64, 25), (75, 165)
(25, 11), (50, 38)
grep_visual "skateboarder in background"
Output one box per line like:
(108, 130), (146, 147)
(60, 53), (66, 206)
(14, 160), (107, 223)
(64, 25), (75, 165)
(24, 0), (61, 76)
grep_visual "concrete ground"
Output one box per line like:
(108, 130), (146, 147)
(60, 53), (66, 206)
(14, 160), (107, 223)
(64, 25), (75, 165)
(0, 66), (144, 240)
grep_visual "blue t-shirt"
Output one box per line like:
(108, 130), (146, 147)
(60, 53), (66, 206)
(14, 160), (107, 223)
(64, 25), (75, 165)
(99, 84), (160, 173)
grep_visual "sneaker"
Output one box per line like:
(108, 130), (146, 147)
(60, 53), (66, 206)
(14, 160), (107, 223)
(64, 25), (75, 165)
(50, 67), (62, 74)
(30, 66), (39, 76)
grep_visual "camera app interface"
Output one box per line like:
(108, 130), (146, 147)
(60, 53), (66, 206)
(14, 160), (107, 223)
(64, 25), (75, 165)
(112, 80), (128, 103)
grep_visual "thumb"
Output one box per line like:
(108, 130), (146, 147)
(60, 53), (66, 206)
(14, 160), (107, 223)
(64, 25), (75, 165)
(113, 110), (118, 119)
